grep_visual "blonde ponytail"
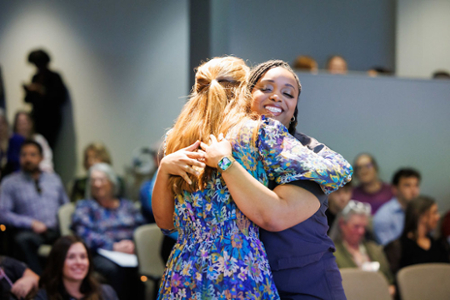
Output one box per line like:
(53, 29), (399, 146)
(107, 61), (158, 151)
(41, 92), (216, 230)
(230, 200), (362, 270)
(165, 56), (256, 195)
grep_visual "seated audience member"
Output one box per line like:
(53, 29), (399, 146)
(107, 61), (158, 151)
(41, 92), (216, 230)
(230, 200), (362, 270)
(0, 255), (39, 300)
(439, 209), (450, 260)
(138, 147), (161, 224)
(0, 109), (10, 180)
(352, 153), (393, 214)
(373, 168), (421, 245)
(326, 181), (352, 232)
(367, 67), (393, 77)
(441, 209), (450, 245)
(71, 163), (144, 300)
(326, 55), (348, 74)
(70, 142), (125, 202)
(385, 196), (449, 276)
(7, 111), (54, 173)
(432, 70), (450, 79)
(0, 140), (68, 274)
(139, 170), (178, 264)
(293, 55), (318, 73)
(35, 235), (118, 300)
(138, 147), (178, 263)
(139, 178), (155, 223)
(333, 200), (396, 297)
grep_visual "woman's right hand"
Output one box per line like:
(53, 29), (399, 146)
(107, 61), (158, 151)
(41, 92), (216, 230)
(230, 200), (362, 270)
(160, 140), (206, 185)
(200, 134), (232, 168)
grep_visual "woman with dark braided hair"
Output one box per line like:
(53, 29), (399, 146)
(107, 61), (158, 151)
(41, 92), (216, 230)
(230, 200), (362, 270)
(201, 60), (350, 299)
(152, 57), (351, 299)
(249, 60), (349, 299)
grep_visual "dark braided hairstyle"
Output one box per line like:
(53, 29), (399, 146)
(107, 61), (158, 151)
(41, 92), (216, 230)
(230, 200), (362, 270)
(248, 60), (302, 135)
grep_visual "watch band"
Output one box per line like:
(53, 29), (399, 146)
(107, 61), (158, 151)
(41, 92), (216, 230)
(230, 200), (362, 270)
(217, 155), (235, 172)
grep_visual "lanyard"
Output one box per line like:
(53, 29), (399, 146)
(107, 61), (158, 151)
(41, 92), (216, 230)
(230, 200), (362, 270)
(0, 267), (14, 287)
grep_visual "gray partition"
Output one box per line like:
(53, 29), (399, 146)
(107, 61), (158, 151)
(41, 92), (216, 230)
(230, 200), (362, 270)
(295, 73), (450, 211)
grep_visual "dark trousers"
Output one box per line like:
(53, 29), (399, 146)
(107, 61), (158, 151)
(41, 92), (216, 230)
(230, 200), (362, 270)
(13, 228), (59, 274)
(274, 251), (346, 300)
(34, 113), (62, 150)
(93, 254), (144, 300)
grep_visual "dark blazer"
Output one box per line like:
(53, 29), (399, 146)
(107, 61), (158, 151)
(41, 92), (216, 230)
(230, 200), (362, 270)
(259, 131), (346, 300)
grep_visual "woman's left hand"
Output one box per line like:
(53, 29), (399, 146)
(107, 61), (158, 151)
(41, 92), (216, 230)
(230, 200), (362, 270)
(200, 134), (232, 168)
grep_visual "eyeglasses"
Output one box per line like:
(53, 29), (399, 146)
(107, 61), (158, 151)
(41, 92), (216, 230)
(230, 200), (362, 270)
(342, 200), (371, 217)
(354, 162), (374, 172)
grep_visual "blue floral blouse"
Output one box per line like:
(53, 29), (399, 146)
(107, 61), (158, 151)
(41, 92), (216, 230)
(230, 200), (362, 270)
(71, 199), (145, 251)
(158, 117), (352, 299)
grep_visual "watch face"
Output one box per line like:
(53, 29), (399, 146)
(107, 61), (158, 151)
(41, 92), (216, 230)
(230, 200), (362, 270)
(218, 156), (233, 171)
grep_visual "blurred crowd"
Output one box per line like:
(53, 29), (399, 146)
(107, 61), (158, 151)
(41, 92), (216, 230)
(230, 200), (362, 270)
(293, 54), (450, 79)
(0, 49), (449, 300)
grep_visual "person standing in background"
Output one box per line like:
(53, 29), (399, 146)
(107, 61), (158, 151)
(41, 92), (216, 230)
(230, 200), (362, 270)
(23, 49), (67, 150)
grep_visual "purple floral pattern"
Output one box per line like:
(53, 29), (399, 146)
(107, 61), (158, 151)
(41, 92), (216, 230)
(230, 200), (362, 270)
(158, 117), (352, 299)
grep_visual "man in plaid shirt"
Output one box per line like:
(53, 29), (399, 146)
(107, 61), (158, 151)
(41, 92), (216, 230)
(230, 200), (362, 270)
(0, 140), (68, 274)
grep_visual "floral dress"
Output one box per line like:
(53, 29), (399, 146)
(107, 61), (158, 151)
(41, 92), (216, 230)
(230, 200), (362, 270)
(158, 117), (352, 299)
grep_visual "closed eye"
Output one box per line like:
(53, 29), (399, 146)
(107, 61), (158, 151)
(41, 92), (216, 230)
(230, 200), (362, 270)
(260, 85), (272, 92)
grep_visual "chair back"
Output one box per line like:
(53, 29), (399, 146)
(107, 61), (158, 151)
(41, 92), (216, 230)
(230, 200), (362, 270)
(397, 263), (450, 300)
(340, 269), (391, 300)
(58, 202), (75, 236)
(134, 224), (166, 280)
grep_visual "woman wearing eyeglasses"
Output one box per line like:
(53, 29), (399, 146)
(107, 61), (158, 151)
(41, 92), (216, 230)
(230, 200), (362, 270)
(352, 153), (393, 214)
(333, 200), (396, 297)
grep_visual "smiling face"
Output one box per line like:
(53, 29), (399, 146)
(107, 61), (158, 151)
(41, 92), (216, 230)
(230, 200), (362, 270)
(90, 169), (114, 200)
(251, 67), (299, 128)
(354, 154), (378, 184)
(63, 242), (89, 282)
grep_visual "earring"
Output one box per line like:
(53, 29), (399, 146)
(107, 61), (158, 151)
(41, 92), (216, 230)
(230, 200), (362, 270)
(290, 116), (296, 123)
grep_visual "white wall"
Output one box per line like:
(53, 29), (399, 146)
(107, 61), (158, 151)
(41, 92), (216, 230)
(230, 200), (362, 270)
(397, 0), (450, 78)
(0, 1), (189, 185)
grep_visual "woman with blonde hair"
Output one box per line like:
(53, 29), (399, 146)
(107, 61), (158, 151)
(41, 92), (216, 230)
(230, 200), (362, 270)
(153, 56), (351, 299)
(70, 142), (125, 202)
